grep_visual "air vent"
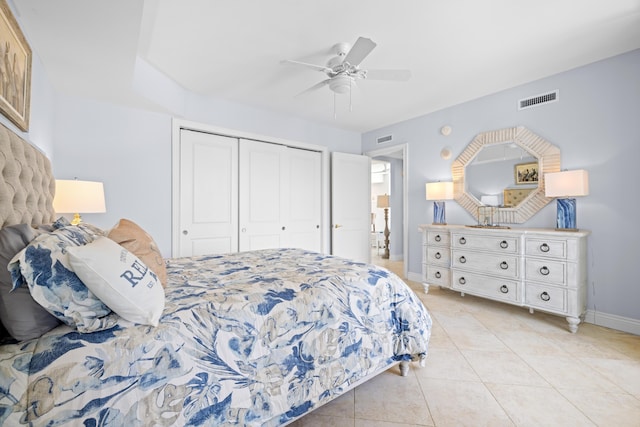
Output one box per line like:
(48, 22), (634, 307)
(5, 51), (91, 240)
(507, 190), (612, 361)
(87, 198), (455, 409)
(518, 90), (559, 110)
(377, 135), (393, 144)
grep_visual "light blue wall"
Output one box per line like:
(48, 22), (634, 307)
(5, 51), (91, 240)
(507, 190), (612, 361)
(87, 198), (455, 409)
(362, 49), (640, 322)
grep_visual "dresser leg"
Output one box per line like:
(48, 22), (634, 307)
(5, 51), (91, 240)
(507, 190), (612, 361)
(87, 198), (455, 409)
(422, 283), (430, 294)
(529, 307), (534, 314)
(566, 317), (580, 333)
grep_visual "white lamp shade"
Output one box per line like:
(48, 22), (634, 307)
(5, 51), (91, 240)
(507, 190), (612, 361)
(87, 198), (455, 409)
(544, 170), (589, 197)
(53, 180), (106, 213)
(376, 194), (390, 208)
(480, 195), (501, 206)
(425, 181), (454, 201)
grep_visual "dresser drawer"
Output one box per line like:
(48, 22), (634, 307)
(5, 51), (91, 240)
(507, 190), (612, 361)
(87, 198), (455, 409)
(426, 230), (450, 246)
(452, 232), (519, 254)
(525, 238), (567, 259)
(452, 250), (520, 279)
(525, 284), (567, 313)
(525, 259), (567, 286)
(451, 271), (520, 303)
(424, 265), (450, 287)
(426, 246), (450, 266)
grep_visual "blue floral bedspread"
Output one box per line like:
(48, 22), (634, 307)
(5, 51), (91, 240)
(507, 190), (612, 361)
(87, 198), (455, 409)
(0, 248), (431, 426)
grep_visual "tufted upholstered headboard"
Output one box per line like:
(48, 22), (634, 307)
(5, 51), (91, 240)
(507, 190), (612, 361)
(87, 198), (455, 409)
(0, 122), (55, 227)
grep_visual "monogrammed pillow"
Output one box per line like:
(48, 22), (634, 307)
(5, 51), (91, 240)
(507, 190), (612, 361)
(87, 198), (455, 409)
(67, 237), (165, 326)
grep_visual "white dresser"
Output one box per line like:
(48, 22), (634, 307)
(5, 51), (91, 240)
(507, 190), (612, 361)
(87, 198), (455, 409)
(419, 224), (589, 333)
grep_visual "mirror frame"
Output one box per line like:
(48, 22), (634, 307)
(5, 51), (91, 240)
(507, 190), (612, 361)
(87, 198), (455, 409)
(452, 126), (560, 224)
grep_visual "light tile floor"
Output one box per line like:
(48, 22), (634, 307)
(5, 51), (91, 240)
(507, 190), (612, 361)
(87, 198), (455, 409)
(289, 253), (640, 427)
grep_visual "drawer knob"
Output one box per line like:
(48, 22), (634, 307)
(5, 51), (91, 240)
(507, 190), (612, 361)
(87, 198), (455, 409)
(540, 291), (551, 301)
(435, 252), (441, 259)
(500, 261), (509, 270)
(500, 240), (509, 249)
(458, 277), (466, 285)
(435, 234), (441, 242)
(435, 271), (441, 279)
(459, 237), (467, 245)
(540, 243), (550, 253)
(500, 285), (509, 294)
(539, 266), (550, 276)
(459, 256), (467, 264)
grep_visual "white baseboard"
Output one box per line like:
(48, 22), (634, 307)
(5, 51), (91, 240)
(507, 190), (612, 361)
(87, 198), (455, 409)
(407, 271), (422, 283)
(584, 310), (640, 336)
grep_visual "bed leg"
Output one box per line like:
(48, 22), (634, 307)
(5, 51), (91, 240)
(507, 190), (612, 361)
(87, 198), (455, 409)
(399, 361), (409, 377)
(419, 354), (427, 368)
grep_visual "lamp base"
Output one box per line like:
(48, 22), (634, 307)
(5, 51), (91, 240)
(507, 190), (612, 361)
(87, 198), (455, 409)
(71, 213), (83, 226)
(433, 201), (446, 225)
(555, 198), (576, 230)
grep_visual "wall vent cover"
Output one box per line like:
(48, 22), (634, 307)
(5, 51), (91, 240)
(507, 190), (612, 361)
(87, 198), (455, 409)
(518, 90), (559, 110)
(377, 135), (393, 144)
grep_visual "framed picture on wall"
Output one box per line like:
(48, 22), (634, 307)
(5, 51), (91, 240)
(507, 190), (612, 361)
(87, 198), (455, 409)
(514, 162), (538, 185)
(0, 0), (31, 131)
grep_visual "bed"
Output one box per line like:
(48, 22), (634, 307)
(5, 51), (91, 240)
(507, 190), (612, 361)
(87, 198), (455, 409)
(0, 123), (431, 426)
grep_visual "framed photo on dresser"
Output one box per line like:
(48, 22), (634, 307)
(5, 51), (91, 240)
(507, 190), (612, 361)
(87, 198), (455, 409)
(0, 0), (31, 131)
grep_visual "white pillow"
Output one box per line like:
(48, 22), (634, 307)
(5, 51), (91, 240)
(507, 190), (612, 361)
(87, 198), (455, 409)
(67, 236), (165, 326)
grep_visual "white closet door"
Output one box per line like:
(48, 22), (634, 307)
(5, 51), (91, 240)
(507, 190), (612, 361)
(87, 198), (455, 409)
(178, 130), (238, 256)
(331, 152), (371, 263)
(239, 139), (289, 251)
(287, 148), (322, 252)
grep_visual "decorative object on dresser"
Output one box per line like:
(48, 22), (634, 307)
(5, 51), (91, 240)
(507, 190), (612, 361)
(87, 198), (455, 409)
(377, 194), (390, 259)
(544, 170), (589, 230)
(419, 224), (589, 333)
(0, 0), (31, 131)
(53, 179), (106, 225)
(425, 181), (453, 225)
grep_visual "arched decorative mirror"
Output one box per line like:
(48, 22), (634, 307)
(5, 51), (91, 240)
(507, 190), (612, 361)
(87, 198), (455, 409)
(452, 126), (560, 224)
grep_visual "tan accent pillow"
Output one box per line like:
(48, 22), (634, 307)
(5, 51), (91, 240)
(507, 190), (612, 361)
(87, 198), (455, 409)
(107, 219), (167, 287)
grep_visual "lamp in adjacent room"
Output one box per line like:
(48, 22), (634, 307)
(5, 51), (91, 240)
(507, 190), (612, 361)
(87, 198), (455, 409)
(544, 170), (589, 230)
(53, 179), (106, 225)
(425, 181), (454, 225)
(376, 194), (390, 259)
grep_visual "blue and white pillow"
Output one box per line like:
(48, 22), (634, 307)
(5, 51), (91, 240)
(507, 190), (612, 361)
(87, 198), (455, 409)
(9, 225), (118, 333)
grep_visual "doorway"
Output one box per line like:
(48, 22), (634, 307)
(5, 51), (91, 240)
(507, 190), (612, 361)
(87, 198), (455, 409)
(366, 144), (408, 279)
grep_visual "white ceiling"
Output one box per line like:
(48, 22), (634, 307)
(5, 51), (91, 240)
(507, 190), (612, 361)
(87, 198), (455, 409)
(13, 0), (640, 133)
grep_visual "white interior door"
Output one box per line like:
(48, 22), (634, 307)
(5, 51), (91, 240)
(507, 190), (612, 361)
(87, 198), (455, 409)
(331, 152), (371, 263)
(239, 139), (288, 251)
(178, 130), (238, 256)
(287, 148), (322, 252)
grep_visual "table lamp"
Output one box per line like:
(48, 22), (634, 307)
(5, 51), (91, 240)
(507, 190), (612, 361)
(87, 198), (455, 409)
(53, 179), (106, 225)
(544, 170), (589, 230)
(425, 181), (454, 225)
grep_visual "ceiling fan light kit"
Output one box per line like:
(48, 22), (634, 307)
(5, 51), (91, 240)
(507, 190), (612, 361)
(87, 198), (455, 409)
(283, 36), (411, 103)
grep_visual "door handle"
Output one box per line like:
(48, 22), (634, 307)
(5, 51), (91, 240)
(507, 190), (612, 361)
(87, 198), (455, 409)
(334, 224), (342, 229)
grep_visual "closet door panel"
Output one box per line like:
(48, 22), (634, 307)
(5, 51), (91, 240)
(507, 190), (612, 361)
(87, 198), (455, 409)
(239, 140), (289, 251)
(287, 148), (322, 252)
(179, 130), (238, 256)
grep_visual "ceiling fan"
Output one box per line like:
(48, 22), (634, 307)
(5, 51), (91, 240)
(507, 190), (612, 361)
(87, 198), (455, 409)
(283, 36), (411, 97)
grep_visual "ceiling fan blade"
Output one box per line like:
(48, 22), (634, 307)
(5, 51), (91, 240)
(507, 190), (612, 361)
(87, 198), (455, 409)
(342, 37), (377, 66)
(295, 79), (331, 97)
(366, 69), (412, 81)
(282, 59), (332, 74)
